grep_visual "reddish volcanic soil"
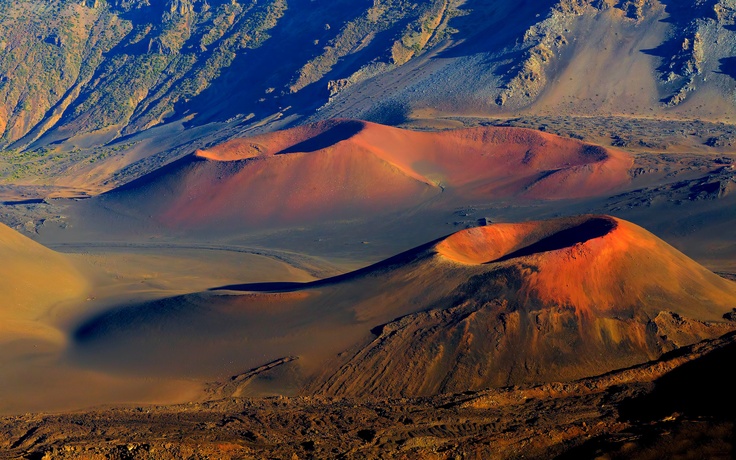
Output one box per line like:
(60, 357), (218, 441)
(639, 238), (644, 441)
(434, 216), (735, 319)
(96, 120), (633, 231)
(316, 215), (736, 396)
(72, 215), (736, 399)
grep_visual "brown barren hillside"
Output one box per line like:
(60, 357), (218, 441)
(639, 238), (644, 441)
(95, 120), (632, 230)
(73, 216), (736, 398)
(6, 332), (736, 459)
(0, 223), (87, 342)
(316, 215), (736, 396)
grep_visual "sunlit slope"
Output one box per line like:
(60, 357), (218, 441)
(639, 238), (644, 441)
(0, 223), (87, 341)
(72, 216), (736, 396)
(92, 120), (631, 231)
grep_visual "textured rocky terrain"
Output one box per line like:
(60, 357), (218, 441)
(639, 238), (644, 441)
(2, 331), (736, 459)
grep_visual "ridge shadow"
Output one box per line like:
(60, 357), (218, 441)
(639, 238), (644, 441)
(491, 217), (616, 263)
(276, 121), (365, 154)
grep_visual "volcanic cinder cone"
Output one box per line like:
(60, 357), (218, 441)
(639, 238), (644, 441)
(315, 215), (736, 396)
(94, 120), (632, 232)
(72, 216), (736, 397)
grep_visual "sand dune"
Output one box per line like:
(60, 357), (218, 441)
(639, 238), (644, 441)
(94, 120), (632, 231)
(71, 215), (736, 397)
(0, 223), (88, 343)
(0, 239), (323, 415)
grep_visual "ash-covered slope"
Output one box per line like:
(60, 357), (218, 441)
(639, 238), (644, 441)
(318, 0), (736, 123)
(72, 215), (736, 396)
(88, 120), (631, 232)
(0, 223), (87, 341)
(315, 215), (736, 396)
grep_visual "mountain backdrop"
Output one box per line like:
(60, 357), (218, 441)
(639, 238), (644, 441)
(1, 0), (735, 190)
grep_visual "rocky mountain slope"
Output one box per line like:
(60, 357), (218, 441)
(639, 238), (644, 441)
(0, 0), (735, 188)
(0, 0), (460, 150)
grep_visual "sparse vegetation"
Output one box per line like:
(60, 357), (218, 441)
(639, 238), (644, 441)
(0, 140), (139, 182)
(0, 0), (287, 148)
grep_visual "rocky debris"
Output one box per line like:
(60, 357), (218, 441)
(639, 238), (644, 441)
(651, 311), (736, 351)
(166, 0), (195, 18)
(705, 136), (732, 147)
(290, 0), (461, 95)
(206, 356), (299, 399)
(715, 1), (736, 25)
(494, 0), (736, 110)
(688, 177), (736, 200)
(79, 0), (101, 8)
(653, 0), (736, 107)
(660, 30), (705, 106)
(617, 0), (647, 20)
(495, 0), (653, 108)
(147, 37), (175, 55)
(327, 78), (350, 98)
(604, 153), (736, 210)
(2, 332), (736, 459)
(611, 132), (631, 147)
